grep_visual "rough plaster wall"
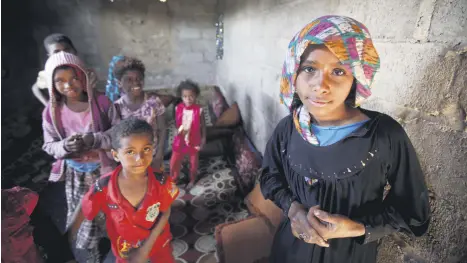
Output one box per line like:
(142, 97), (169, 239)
(30, 0), (218, 90)
(215, 0), (467, 262)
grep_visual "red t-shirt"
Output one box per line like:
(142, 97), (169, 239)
(82, 165), (179, 260)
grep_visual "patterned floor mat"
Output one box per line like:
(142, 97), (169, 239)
(171, 156), (249, 263)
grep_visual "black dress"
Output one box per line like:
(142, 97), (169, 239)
(260, 110), (430, 263)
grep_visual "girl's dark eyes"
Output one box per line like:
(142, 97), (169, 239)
(300, 67), (347, 76)
(126, 148), (152, 155)
(123, 77), (142, 83)
(54, 78), (79, 83)
(301, 66), (316, 73)
(333, 68), (346, 76)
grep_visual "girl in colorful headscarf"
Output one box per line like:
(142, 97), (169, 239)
(105, 55), (126, 102)
(259, 16), (430, 263)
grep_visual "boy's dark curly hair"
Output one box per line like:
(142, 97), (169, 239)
(176, 79), (201, 97)
(113, 57), (146, 81)
(43, 33), (76, 53)
(111, 117), (154, 150)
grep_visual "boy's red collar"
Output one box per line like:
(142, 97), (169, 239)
(108, 165), (156, 206)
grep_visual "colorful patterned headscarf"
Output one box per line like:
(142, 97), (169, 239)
(105, 55), (125, 102)
(280, 15), (380, 145)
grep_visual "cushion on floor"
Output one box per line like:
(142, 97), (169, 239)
(214, 103), (241, 128)
(215, 215), (274, 263)
(232, 128), (262, 195)
(244, 183), (283, 232)
(209, 86), (229, 122)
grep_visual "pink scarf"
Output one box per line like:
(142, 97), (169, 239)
(173, 103), (201, 152)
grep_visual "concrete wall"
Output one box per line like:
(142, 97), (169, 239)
(216, 0), (467, 262)
(29, 0), (218, 90)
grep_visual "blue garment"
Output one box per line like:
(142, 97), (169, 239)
(311, 119), (369, 146)
(105, 55), (125, 102)
(65, 159), (100, 173)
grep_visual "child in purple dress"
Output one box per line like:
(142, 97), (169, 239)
(113, 57), (167, 173)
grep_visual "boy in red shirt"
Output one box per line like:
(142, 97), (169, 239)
(82, 117), (179, 263)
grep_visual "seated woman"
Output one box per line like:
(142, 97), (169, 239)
(260, 15), (430, 263)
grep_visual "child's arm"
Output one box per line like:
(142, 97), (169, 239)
(155, 114), (167, 160)
(128, 178), (179, 262)
(71, 178), (106, 245)
(32, 83), (49, 106)
(82, 103), (121, 151)
(175, 103), (182, 131)
(81, 179), (106, 221)
(153, 96), (167, 169)
(32, 70), (49, 106)
(86, 68), (98, 90)
(127, 208), (171, 263)
(42, 109), (83, 159)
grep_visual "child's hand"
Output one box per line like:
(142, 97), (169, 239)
(81, 133), (95, 149)
(127, 249), (148, 263)
(87, 70), (98, 89)
(177, 126), (186, 136)
(194, 138), (206, 151)
(152, 154), (164, 172)
(311, 209), (366, 240)
(64, 135), (84, 152)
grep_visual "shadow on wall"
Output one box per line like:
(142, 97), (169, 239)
(365, 50), (467, 263)
(399, 50), (465, 132)
(408, 50), (467, 263)
(224, 82), (281, 152)
(2, 0), (42, 116)
(2, 0), (46, 166)
(225, 83), (253, 135)
(244, 94), (253, 135)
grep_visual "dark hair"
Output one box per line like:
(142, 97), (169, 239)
(43, 33), (76, 53)
(176, 79), (200, 97)
(113, 57), (146, 81)
(290, 93), (303, 113)
(111, 117), (154, 149)
(345, 79), (357, 108)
